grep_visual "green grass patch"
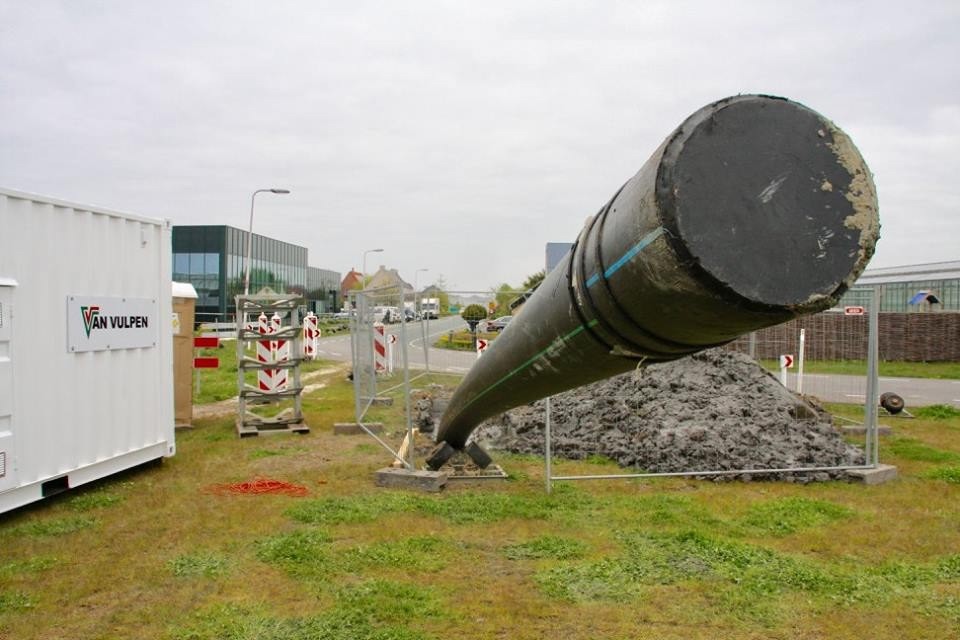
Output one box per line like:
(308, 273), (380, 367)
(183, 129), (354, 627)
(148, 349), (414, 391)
(169, 551), (231, 578)
(415, 491), (556, 524)
(256, 530), (447, 579)
(582, 453), (617, 465)
(503, 535), (587, 561)
(923, 466), (960, 483)
(758, 359), (960, 379)
(431, 329), (503, 351)
(537, 529), (960, 625)
(537, 557), (645, 602)
(334, 579), (449, 626)
(914, 404), (960, 420)
(736, 497), (855, 537)
(248, 447), (304, 460)
(67, 489), (123, 511)
(605, 493), (720, 529)
(0, 556), (57, 576)
(337, 536), (447, 573)
(171, 602), (430, 640)
(889, 439), (960, 463)
(352, 443), (380, 454)
(286, 493), (418, 525)
(936, 555), (960, 580)
(286, 488), (592, 527)
(0, 591), (35, 613)
(192, 344), (336, 404)
(255, 529), (334, 577)
(3, 515), (98, 538)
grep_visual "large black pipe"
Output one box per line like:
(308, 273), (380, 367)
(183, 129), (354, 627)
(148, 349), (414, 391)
(432, 95), (879, 457)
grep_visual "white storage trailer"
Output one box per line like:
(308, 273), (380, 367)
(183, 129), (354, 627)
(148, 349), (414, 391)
(0, 188), (175, 514)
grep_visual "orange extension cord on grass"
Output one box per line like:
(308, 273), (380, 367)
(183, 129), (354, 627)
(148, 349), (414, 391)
(205, 478), (308, 497)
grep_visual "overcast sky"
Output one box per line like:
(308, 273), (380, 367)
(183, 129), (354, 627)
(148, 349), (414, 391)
(2, 1), (957, 292)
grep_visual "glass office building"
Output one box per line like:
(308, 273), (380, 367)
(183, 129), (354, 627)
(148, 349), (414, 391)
(307, 267), (341, 313)
(172, 225), (337, 322)
(839, 261), (960, 312)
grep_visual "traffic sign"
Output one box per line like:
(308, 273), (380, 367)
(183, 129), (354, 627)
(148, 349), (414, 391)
(844, 306), (865, 316)
(193, 336), (219, 349)
(193, 357), (220, 369)
(476, 338), (489, 357)
(388, 334), (397, 344)
(779, 354), (794, 369)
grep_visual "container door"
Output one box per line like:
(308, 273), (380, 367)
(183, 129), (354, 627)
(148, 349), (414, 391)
(0, 281), (16, 492)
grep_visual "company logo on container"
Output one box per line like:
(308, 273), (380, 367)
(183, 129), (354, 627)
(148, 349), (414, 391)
(80, 304), (150, 338)
(81, 306), (101, 337)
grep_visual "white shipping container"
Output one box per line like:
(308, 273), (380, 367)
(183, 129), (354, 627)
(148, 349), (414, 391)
(0, 188), (174, 513)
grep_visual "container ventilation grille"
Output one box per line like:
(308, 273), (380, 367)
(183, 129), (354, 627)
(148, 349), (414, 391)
(0, 451), (5, 478)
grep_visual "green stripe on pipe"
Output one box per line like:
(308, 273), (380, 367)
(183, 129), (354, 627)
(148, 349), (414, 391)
(458, 318), (600, 414)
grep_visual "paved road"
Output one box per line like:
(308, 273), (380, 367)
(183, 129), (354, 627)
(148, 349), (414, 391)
(316, 316), (477, 373)
(785, 372), (960, 408)
(317, 321), (960, 407)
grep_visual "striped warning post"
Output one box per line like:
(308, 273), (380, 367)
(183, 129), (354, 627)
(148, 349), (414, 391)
(271, 313), (289, 391)
(303, 312), (319, 360)
(373, 322), (387, 373)
(256, 313), (274, 392)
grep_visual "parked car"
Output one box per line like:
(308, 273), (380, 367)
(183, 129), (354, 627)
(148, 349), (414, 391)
(486, 316), (512, 332)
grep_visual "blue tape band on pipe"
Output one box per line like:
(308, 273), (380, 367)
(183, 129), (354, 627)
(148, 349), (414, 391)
(585, 226), (665, 288)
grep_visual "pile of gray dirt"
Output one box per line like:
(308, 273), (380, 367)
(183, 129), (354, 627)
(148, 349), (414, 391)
(469, 348), (864, 482)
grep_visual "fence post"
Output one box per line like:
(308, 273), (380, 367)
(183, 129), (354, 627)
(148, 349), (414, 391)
(797, 328), (806, 394)
(545, 396), (553, 494)
(864, 286), (880, 466)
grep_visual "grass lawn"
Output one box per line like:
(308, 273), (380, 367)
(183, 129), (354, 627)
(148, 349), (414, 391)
(759, 359), (960, 379)
(191, 340), (337, 404)
(2, 368), (960, 639)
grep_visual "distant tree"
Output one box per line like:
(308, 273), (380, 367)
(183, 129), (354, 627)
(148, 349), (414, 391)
(522, 270), (545, 291)
(430, 275), (451, 315)
(492, 283), (516, 316)
(461, 304), (487, 332)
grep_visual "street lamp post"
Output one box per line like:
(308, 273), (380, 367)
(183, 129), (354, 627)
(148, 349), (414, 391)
(413, 268), (429, 313)
(362, 248), (384, 291)
(244, 188), (290, 297)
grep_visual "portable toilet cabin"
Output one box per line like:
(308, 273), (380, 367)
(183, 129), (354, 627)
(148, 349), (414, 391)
(172, 282), (198, 428)
(0, 188), (175, 514)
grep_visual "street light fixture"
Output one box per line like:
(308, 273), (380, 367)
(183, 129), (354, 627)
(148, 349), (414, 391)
(244, 188), (291, 296)
(413, 268), (429, 312)
(362, 248), (384, 291)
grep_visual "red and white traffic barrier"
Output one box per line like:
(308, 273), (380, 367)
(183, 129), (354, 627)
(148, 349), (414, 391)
(257, 312), (274, 392)
(303, 312), (320, 360)
(387, 333), (397, 373)
(271, 312), (289, 391)
(373, 322), (387, 373)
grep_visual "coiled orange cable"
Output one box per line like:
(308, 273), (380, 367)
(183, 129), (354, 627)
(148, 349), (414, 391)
(204, 477), (308, 497)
